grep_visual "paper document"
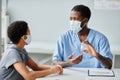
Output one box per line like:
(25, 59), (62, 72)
(88, 69), (115, 77)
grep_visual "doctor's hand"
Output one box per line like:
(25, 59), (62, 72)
(68, 53), (83, 65)
(82, 41), (98, 57)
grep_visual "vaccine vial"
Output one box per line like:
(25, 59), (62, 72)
(81, 42), (87, 51)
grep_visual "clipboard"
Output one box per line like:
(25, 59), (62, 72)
(88, 69), (115, 77)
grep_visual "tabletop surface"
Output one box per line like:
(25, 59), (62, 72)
(36, 68), (120, 80)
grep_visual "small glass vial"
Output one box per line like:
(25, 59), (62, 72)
(81, 42), (87, 51)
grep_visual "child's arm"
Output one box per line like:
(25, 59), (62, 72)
(27, 58), (51, 71)
(13, 61), (63, 80)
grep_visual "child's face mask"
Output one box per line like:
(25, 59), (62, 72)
(25, 35), (31, 45)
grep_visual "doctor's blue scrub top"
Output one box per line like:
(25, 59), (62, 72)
(52, 29), (113, 68)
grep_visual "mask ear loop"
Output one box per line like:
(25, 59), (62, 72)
(82, 22), (87, 28)
(81, 18), (88, 28)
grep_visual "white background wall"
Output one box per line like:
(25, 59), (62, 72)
(4, 0), (120, 53)
(0, 0), (2, 56)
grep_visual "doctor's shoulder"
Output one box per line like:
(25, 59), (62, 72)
(90, 29), (108, 40)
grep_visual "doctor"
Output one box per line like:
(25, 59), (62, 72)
(52, 5), (113, 69)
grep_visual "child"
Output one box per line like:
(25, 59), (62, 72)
(0, 21), (63, 80)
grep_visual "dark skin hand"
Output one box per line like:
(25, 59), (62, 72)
(68, 53), (83, 65)
(82, 41), (112, 69)
(53, 54), (83, 68)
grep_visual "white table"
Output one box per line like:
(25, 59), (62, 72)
(36, 68), (120, 80)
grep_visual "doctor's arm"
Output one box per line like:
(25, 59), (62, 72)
(83, 41), (112, 69)
(53, 54), (83, 68)
(53, 35), (83, 67)
(95, 52), (112, 69)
